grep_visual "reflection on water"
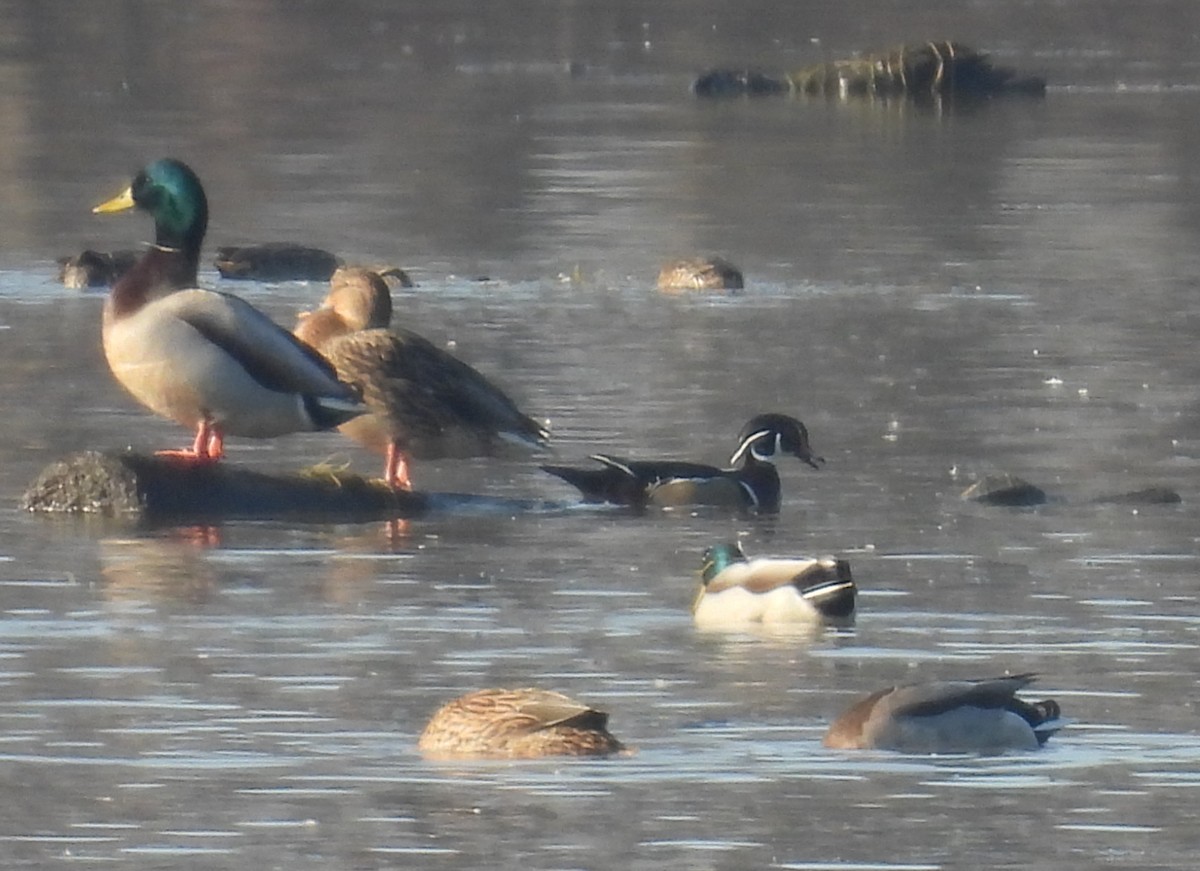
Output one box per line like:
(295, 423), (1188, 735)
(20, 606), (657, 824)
(1, 0), (1200, 868)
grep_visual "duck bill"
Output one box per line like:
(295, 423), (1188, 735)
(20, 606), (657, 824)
(796, 448), (825, 470)
(93, 186), (136, 214)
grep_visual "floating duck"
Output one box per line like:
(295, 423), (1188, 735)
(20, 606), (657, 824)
(293, 267), (549, 489)
(540, 413), (821, 512)
(57, 248), (138, 289)
(417, 688), (625, 759)
(94, 158), (366, 463)
(694, 541), (855, 626)
(656, 256), (744, 292)
(823, 673), (1066, 753)
(214, 242), (342, 282)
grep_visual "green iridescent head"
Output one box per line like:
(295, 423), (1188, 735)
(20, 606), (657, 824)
(700, 542), (747, 585)
(94, 158), (209, 254)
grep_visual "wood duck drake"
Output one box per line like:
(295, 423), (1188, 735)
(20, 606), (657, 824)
(693, 541), (855, 626)
(94, 158), (366, 463)
(823, 673), (1066, 754)
(540, 413), (822, 512)
(293, 267), (549, 489)
(417, 688), (625, 759)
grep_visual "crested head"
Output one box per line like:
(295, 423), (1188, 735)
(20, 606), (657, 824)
(327, 267), (394, 330)
(729, 413), (824, 469)
(700, 541), (747, 584)
(95, 158), (209, 254)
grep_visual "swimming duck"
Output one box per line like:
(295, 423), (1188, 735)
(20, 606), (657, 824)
(540, 413), (822, 512)
(694, 541), (855, 626)
(214, 242), (342, 282)
(293, 267), (549, 489)
(823, 673), (1065, 754)
(57, 248), (138, 289)
(94, 158), (366, 463)
(656, 256), (744, 292)
(417, 688), (625, 759)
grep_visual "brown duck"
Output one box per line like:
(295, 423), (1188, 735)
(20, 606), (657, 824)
(294, 267), (549, 489)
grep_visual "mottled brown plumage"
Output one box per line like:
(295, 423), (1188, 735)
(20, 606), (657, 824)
(294, 267), (548, 488)
(417, 688), (625, 759)
(656, 256), (744, 292)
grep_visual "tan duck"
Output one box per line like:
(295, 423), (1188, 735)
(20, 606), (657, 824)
(293, 266), (549, 489)
(418, 688), (625, 759)
(94, 158), (366, 462)
(823, 673), (1066, 754)
(656, 256), (744, 292)
(694, 542), (855, 626)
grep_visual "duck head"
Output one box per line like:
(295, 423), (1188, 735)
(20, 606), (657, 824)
(700, 541), (747, 584)
(94, 158), (209, 259)
(729, 413), (823, 469)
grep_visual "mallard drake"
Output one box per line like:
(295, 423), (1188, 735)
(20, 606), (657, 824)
(540, 413), (821, 512)
(293, 267), (548, 490)
(694, 541), (855, 626)
(823, 673), (1066, 754)
(214, 242), (342, 282)
(57, 248), (138, 289)
(656, 256), (744, 292)
(417, 688), (625, 759)
(94, 158), (366, 462)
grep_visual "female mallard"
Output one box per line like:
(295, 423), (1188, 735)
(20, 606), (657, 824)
(94, 158), (366, 462)
(57, 248), (138, 289)
(823, 674), (1066, 754)
(540, 413), (822, 512)
(694, 541), (855, 626)
(656, 256), (744, 292)
(293, 266), (549, 490)
(417, 688), (625, 759)
(214, 242), (342, 282)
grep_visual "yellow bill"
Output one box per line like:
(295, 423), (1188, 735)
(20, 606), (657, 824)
(93, 186), (136, 214)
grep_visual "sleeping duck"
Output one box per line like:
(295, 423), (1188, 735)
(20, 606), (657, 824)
(293, 266), (549, 489)
(93, 158), (366, 462)
(214, 242), (342, 282)
(541, 413), (822, 513)
(823, 673), (1066, 754)
(694, 541), (855, 626)
(418, 688), (625, 759)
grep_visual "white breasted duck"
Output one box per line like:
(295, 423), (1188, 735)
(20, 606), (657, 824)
(94, 158), (366, 463)
(694, 541), (855, 626)
(540, 413), (822, 512)
(293, 267), (549, 490)
(823, 673), (1066, 754)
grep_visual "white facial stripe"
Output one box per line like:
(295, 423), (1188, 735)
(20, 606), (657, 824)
(730, 428), (772, 464)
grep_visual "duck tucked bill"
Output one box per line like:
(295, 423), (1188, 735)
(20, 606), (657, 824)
(293, 267), (549, 490)
(823, 673), (1066, 754)
(540, 413), (821, 512)
(417, 687), (625, 759)
(94, 158), (366, 463)
(694, 541), (855, 626)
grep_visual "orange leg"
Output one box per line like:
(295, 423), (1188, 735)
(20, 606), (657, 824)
(155, 419), (224, 465)
(384, 442), (413, 490)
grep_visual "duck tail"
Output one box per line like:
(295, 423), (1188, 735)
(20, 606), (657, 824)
(304, 394), (369, 430)
(800, 568), (857, 620)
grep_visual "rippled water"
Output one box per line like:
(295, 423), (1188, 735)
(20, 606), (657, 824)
(2, 1), (1200, 868)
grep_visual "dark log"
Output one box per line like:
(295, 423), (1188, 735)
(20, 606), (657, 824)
(21, 451), (554, 524)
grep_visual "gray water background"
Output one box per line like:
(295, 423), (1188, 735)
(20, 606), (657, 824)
(1, 1), (1200, 868)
